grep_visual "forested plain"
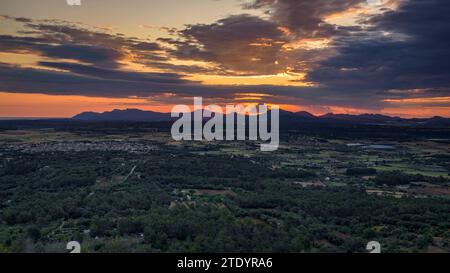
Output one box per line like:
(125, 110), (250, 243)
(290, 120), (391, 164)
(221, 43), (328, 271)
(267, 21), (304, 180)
(0, 121), (449, 253)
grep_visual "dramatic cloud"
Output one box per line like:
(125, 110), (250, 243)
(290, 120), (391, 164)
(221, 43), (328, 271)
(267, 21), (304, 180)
(166, 15), (341, 77)
(38, 62), (192, 84)
(0, 0), (449, 115)
(0, 19), (164, 68)
(308, 0), (450, 102)
(244, 0), (366, 36)
(166, 14), (287, 75)
(0, 61), (324, 106)
(165, 1), (367, 76)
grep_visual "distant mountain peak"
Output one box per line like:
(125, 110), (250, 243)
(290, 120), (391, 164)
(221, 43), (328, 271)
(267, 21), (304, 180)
(320, 112), (401, 122)
(73, 108), (171, 122)
(295, 111), (316, 118)
(71, 108), (450, 127)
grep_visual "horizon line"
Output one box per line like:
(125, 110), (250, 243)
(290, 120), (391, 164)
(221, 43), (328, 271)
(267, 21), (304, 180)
(0, 108), (448, 120)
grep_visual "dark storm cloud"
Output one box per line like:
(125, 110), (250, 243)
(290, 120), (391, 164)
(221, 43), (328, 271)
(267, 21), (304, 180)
(22, 22), (162, 51)
(0, 19), (164, 68)
(0, 60), (389, 110)
(166, 1), (365, 76)
(0, 15), (32, 23)
(38, 62), (192, 84)
(0, 62), (321, 103)
(168, 14), (288, 75)
(43, 45), (125, 67)
(0, 62), (199, 98)
(142, 61), (219, 75)
(244, 0), (366, 36)
(308, 0), (450, 101)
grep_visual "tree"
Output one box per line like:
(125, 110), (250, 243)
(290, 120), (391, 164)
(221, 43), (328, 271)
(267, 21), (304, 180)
(26, 225), (41, 242)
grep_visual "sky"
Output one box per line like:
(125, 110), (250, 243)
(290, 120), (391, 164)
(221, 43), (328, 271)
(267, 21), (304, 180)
(0, 0), (449, 118)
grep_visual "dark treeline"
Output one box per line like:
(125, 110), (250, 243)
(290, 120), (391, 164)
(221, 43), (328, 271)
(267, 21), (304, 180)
(1, 119), (450, 140)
